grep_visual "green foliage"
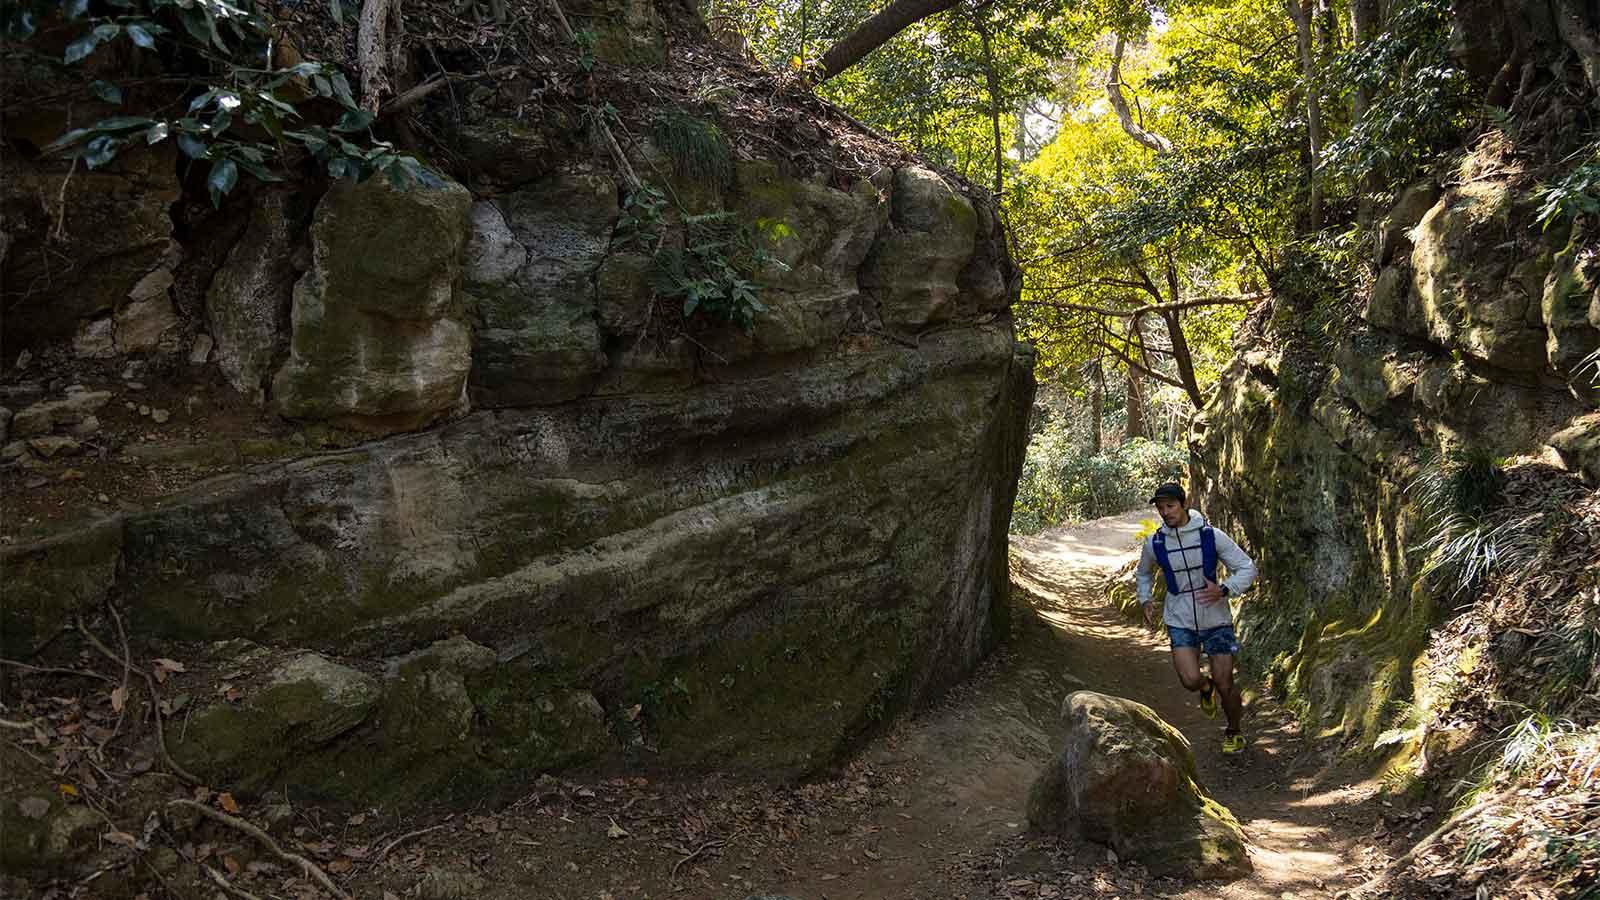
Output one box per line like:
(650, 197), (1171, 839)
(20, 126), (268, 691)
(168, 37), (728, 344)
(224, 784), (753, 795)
(653, 109), (734, 185)
(9, 0), (432, 206)
(1013, 427), (1187, 533)
(1535, 147), (1600, 231)
(651, 209), (785, 332)
(1321, 0), (1474, 194)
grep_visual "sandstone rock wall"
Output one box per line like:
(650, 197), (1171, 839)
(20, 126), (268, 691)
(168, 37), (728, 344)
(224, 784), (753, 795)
(2, 94), (1032, 808)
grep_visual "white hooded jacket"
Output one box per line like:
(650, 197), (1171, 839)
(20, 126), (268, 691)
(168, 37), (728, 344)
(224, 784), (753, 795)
(1136, 510), (1258, 632)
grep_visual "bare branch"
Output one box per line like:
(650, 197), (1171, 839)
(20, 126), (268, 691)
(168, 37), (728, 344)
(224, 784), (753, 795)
(1107, 35), (1173, 154)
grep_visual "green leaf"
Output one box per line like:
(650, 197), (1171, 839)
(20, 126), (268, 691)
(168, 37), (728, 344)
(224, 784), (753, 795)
(333, 109), (374, 133)
(176, 132), (207, 158)
(312, 74), (331, 97)
(125, 22), (156, 48)
(329, 72), (357, 109)
(234, 158), (283, 183)
(64, 0), (91, 18)
(82, 134), (120, 168)
(64, 33), (100, 64)
(92, 116), (157, 131)
(92, 22), (119, 40)
(89, 80), (124, 104)
(683, 295), (699, 317)
(42, 127), (93, 154)
(329, 0), (344, 24)
(207, 158), (238, 207)
(145, 122), (170, 144)
(327, 156), (357, 180)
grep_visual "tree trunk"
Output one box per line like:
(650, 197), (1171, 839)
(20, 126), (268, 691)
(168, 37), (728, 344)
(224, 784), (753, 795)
(1350, 0), (1380, 226)
(816, 0), (961, 82)
(979, 24), (1004, 196)
(1162, 260), (1206, 409)
(1090, 359), (1105, 454)
(1125, 317), (1149, 439)
(1285, 0), (1324, 231)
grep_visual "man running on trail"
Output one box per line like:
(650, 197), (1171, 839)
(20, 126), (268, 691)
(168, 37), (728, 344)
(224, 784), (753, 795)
(1137, 482), (1258, 754)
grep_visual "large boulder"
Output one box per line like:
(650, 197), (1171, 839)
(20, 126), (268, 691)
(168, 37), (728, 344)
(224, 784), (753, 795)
(170, 648), (381, 797)
(272, 177), (474, 434)
(1027, 691), (1251, 880)
(1410, 182), (1549, 371)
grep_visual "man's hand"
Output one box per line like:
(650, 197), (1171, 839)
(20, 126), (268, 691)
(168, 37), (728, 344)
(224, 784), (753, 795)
(1196, 579), (1225, 605)
(1143, 603), (1158, 626)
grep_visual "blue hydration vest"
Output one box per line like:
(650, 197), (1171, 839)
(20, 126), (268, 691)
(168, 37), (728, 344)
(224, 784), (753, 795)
(1151, 526), (1217, 595)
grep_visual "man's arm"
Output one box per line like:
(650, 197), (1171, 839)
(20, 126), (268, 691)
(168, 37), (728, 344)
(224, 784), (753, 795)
(1136, 538), (1156, 605)
(1215, 528), (1258, 596)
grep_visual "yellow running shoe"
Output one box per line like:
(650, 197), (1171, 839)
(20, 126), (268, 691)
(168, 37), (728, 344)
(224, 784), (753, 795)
(1198, 676), (1218, 719)
(1222, 731), (1247, 754)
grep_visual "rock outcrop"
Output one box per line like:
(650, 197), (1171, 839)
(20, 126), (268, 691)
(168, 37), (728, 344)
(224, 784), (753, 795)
(1, 113), (1032, 812)
(271, 177), (475, 434)
(1028, 691), (1251, 879)
(1193, 141), (1598, 747)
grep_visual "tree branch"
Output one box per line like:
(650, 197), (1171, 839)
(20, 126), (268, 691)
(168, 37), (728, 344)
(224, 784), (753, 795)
(816, 0), (962, 82)
(358, 0), (396, 114)
(1107, 35), (1173, 154)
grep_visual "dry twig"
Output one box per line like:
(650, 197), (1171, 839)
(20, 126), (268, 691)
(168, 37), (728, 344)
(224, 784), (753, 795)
(171, 800), (351, 900)
(75, 615), (201, 786)
(671, 828), (747, 880)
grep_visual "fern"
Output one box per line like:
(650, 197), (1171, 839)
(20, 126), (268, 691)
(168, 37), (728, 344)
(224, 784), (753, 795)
(653, 109), (733, 185)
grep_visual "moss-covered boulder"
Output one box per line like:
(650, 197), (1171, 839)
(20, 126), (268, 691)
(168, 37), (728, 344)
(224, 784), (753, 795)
(1410, 182), (1549, 371)
(170, 649), (380, 797)
(1027, 691), (1251, 880)
(0, 519), (121, 657)
(0, 745), (103, 874)
(272, 176), (473, 434)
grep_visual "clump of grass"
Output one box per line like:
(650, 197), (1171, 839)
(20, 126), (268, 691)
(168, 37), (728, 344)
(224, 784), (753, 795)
(652, 108), (733, 185)
(1406, 448), (1542, 597)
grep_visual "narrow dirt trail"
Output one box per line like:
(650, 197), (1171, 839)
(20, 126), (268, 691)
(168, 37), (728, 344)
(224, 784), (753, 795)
(763, 510), (1382, 899)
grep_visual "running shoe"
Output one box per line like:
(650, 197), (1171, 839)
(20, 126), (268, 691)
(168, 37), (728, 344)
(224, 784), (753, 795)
(1198, 676), (1218, 719)
(1222, 731), (1247, 754)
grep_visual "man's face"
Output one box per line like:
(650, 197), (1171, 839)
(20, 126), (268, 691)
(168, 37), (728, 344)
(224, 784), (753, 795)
(1153, 497), (1186, 527)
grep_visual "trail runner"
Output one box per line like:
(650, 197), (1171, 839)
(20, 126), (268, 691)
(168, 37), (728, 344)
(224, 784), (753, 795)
(1136, 482), (1259, 754)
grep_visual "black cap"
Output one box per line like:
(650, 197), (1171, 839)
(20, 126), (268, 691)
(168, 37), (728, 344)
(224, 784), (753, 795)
(1149, 482), (1186, 504)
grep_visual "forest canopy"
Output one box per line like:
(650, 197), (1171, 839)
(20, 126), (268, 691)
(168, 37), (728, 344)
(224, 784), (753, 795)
(705, 0), (1486, 525)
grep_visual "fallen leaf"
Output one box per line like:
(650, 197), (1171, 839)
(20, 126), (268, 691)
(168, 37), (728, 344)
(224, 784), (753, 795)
(218, 792), (239, 814)
(223, 855), (241, 876)
(347, 813), (366, 826)
(327, 858), (352, 874)
(606, 819), (629, 840)
(105, 830), (139, 847)
(110, 685), (128, 713)
(58, 783), (79, 799)
(19, 797), (50, 819)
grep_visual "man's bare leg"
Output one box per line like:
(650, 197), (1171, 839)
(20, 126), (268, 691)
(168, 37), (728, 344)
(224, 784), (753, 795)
(1171, 647), (1206, 692)
(1209, 653), (1243, 732)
